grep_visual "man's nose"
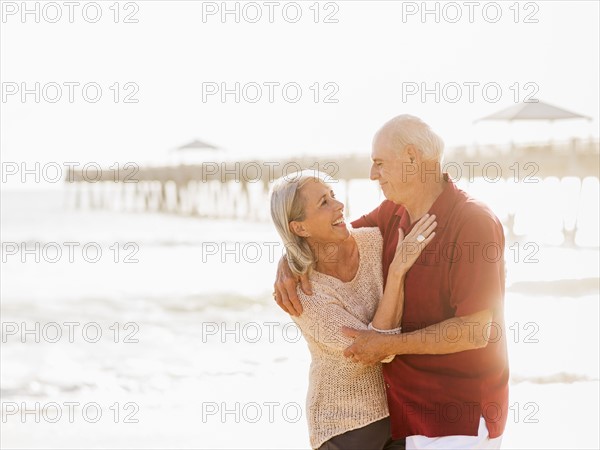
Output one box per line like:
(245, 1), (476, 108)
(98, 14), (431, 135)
(370, 163), (378, 180)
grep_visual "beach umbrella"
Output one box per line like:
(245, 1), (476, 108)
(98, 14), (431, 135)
(176, 139), (220, 150)
(475, 100), (592, 150)
(169, 139), (223, 165)
(476, 100), (591, 122)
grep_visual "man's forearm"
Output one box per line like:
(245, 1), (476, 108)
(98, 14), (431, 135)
(384, 308), (494, 355)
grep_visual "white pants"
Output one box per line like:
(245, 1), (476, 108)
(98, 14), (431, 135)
(406, 416), (503, 449)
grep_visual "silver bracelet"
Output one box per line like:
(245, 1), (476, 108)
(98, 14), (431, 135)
(368, 322), (402, 334)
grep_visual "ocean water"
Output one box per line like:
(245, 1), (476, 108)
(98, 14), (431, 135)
(1, 184), (599, 449)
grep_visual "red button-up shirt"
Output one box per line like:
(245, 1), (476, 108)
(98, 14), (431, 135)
(351, 175), (509, 439)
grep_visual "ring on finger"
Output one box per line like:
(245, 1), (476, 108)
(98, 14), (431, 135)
(416, 234), (425, 243)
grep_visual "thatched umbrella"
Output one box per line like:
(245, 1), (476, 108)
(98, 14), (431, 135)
(176, 139), (220, 151)
(476, 100), (590, 122)
(475, 100), (591, 150)
(169, 139), (224, 165)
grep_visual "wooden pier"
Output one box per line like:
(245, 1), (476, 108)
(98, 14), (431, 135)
(64, 139), (599, 240)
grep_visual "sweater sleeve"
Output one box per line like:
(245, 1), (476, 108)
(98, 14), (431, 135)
(292, 289), (370, 352)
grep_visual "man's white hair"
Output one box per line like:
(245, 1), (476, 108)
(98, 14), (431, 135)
(379, 114), (445, 162)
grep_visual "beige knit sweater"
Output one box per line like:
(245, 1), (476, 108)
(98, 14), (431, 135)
(292, 227), (389, 449)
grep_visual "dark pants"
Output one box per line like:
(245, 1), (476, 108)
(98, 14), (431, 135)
(317, 417), (405, 450)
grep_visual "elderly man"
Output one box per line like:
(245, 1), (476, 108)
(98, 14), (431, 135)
(274, 115), (509, 449)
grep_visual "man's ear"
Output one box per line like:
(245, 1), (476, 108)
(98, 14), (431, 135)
(289, 221), (307, 237)
(405, 144), (418, 164)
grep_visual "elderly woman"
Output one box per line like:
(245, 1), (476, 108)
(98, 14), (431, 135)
(270, 170), (436, 450)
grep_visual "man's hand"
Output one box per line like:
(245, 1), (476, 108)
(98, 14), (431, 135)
(273, 256), (312, 316)
(342, 327), (394, 366)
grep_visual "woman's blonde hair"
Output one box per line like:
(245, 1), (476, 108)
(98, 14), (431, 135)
(269, 169), (332, 277)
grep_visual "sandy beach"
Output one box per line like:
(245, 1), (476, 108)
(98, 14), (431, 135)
(1, 187), (598, 449)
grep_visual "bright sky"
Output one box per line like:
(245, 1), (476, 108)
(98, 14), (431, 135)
(1, 0), (599, 172)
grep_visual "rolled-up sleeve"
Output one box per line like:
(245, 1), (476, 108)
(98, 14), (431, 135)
(350, 205), (380, 229)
